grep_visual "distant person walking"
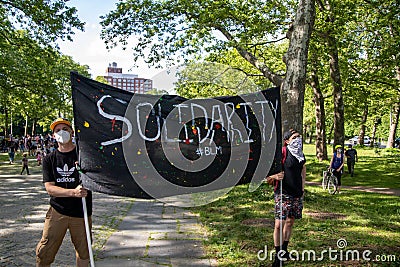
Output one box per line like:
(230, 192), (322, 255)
(36, 151), (42, 166)
(19, 138), (25, 152)
(7, 141), (16, 164)
(20, 153), (30, 175)
(330, 145), (345, 193)
(345, 144), (357, 177)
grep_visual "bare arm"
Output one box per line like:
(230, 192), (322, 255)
(301, 165), (306, 192)
(338, 154), (345, 171)
(338, 161), (345, 171)
(329, 156), (334, 169)
(44, 182), (88, 198)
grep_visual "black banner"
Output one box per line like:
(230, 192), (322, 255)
(71, 72), (282, 200)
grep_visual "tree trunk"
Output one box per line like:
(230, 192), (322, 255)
(25, 115), (28, 137)
(387, 97), (400, 148)
(281, 0), (315, 134)
(4, 106), (9, 138)
(31, 120), (35, 136)
(370, 118), (378, 147)
(10, 111), (13, 136)
(303, 125), (308, 142)
(387, 67), (400, 148)
(327, 35), (345, 148)
(358, 104), (368, 146)
(327, 123), (334, 150)
(310, 67), (328, 160)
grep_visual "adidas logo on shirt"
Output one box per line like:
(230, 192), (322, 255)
(56, 177), (76, 183)
(56, 164), (76, 183)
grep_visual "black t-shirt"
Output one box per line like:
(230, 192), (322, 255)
(276, 149), (306, 197)
(42, 149), (92, 217)
(345, 149), (357, 161)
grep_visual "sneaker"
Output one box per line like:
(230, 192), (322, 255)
(272, 257), (284, 267)
(282, 251), (290, 261)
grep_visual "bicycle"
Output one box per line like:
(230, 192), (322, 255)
(322, 166), (338, 194)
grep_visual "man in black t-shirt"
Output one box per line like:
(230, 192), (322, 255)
(267, 129), (306, 267)
(36, 118), (92, 267)
(345, 144), (357, 177)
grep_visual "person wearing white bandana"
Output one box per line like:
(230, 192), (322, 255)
(266, 129), (306, 267)
(36, 118), (92, 267)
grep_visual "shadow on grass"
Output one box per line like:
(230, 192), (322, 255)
(305, 154), (400, 189)
(191, 183), (400, 267)
(0, 162), (43, 175)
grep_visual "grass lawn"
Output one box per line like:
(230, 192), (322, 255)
(0, 152), (43, 175)
(303, 144), (400, 189)
(2, 146), (399, 266)
(191, 144), (400, 266)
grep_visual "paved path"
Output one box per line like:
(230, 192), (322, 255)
(306, 181), (400, 196)
(96, 199), (216, 267)
(0, 173), (216, 267)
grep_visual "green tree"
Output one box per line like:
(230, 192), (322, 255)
(312, 0), (361, 149)
(175, 46), (286, 99)
(307, 46), (329, 160)
(0, 0), (88, 135)
(355, 0), (400, 147)
(146, 88), (169, 95)
(95, 76), (108, 84)
(306, 0), (399, 159)
(327, 0), (400, 148)
(100, 0), (315, 133)
(0, 0), (84, 44)
(0, 30), (89, 136)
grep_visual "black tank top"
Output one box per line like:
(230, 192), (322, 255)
(275, 149), (305, 197)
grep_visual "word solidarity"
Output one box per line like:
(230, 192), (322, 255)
(71, 72), (282, 199)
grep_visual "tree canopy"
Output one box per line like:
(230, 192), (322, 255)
(0, 0), (84, 44)
(100, 0), (315, 133)
(0, 0), (89, 136)
(2, 0), (398, 150)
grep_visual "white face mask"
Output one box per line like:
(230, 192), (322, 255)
(289, 137), (302, 150)
(54, 130), (71, 144)
(337, 149), (342, 153)
(287, 137), (304, 162)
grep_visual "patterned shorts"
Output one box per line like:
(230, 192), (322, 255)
(274, 193), (303, 220)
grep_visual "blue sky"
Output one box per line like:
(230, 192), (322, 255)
(58, 0), (161, 80)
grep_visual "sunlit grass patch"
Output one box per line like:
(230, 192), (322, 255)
(192, 178), (400, 266)
(303, 144), (400, 189)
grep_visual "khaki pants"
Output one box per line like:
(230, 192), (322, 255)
(36, 207), (92, 266)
